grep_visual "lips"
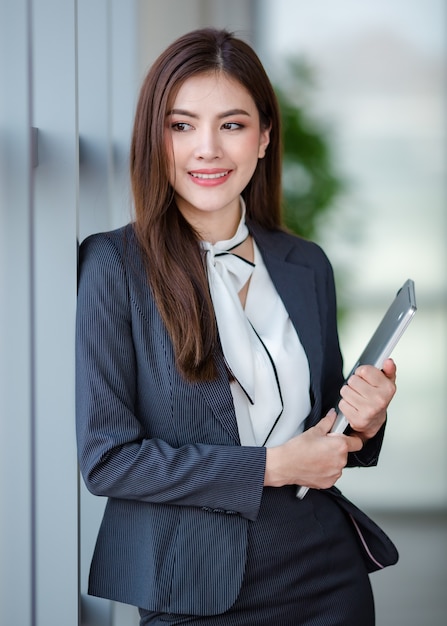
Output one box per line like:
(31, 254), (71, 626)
(188, 169), (232, 186)
(190, 171), (229, 180)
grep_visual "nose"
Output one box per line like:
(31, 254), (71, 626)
(193, 127), (223, 160)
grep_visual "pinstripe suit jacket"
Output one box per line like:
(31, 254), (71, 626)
(76, 222), (384, 615)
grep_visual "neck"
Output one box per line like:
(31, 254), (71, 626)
(178, 200), (242, 245)
(201, 214), (240, 244)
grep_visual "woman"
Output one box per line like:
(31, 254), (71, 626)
(76, 28), (398, 625)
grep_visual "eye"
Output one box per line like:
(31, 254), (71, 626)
(171, 122), (193, 132)
(221, 122), (243, 131)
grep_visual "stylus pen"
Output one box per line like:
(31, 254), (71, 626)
(296, 485), (309, 499)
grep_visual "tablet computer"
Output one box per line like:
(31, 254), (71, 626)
(297, 278), (416, 499)
(331, 278), (416, 435)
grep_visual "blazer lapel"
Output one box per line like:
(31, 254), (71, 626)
(195, 352), (242, 444)
(264, 257), (322, 387)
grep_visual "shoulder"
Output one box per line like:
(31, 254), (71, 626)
(78, 224), (145, 298)
(79, 223), (142, 274)
(80, 223), (137, 261)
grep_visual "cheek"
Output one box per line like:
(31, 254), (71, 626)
(166, 134), (191, 169)
(233, 134), (265, 166)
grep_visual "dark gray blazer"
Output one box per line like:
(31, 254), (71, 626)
(76, 223), (384, 615)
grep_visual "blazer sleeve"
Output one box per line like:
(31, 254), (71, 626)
(76, 232), (265, 521)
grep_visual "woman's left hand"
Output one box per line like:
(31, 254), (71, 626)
(337, 358), (397, 442)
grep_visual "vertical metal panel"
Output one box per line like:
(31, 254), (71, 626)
(77, 3), (115, 622)
(109, 0), (138, 231)
(31, 0), (79, 624)
(77, 0), (114, 241)
(0, 0), (35, 624)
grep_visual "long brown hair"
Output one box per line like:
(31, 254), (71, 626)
(130, 28), (282, 381)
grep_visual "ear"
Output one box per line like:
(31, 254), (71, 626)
(258, 125), (271, 159)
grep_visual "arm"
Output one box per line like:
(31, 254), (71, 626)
(76, 233), (265, 521)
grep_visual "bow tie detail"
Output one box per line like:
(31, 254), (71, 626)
(202, 234), (256, 402)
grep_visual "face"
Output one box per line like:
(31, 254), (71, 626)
(165, 72), (270, 239)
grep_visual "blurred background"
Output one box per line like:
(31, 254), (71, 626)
(1, 1), (445, 625)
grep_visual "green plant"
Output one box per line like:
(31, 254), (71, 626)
(274, 59), (344, 240)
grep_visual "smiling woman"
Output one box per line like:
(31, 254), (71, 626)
(165, 73), (270, 241)
(76, 27), (398, 626)
(129, 31), (282, 382)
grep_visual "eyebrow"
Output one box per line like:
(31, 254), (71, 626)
(167, 108), (252, 119)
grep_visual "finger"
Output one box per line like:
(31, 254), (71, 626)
(343, 367), (395, 406)
(316, 408), (337, 434)
(326, 430), (363, 452)
(345, 432), (364, 453)
(352, 365), (383, 386)
(382, 358), (397, 381)
(339, 381), (389, 419)
(354, 360), (396, 386)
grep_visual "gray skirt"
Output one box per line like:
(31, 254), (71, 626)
(139, 486), (374, 626)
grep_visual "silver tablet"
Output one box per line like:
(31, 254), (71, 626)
(297, 279), (416, 499)
(331, 278), (416, 435)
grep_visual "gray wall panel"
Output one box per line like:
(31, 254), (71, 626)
(31, 0), (79, 624)
(0, 0), (35, 623)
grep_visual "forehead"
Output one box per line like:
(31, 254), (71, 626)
(170, 72), (258, 112)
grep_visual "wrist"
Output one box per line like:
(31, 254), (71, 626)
(264, 446), (284, 487)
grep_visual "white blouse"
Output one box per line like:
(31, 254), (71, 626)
(231, 240), (311, 447)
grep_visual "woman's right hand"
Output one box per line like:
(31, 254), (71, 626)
(264, 409), (364, 489)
